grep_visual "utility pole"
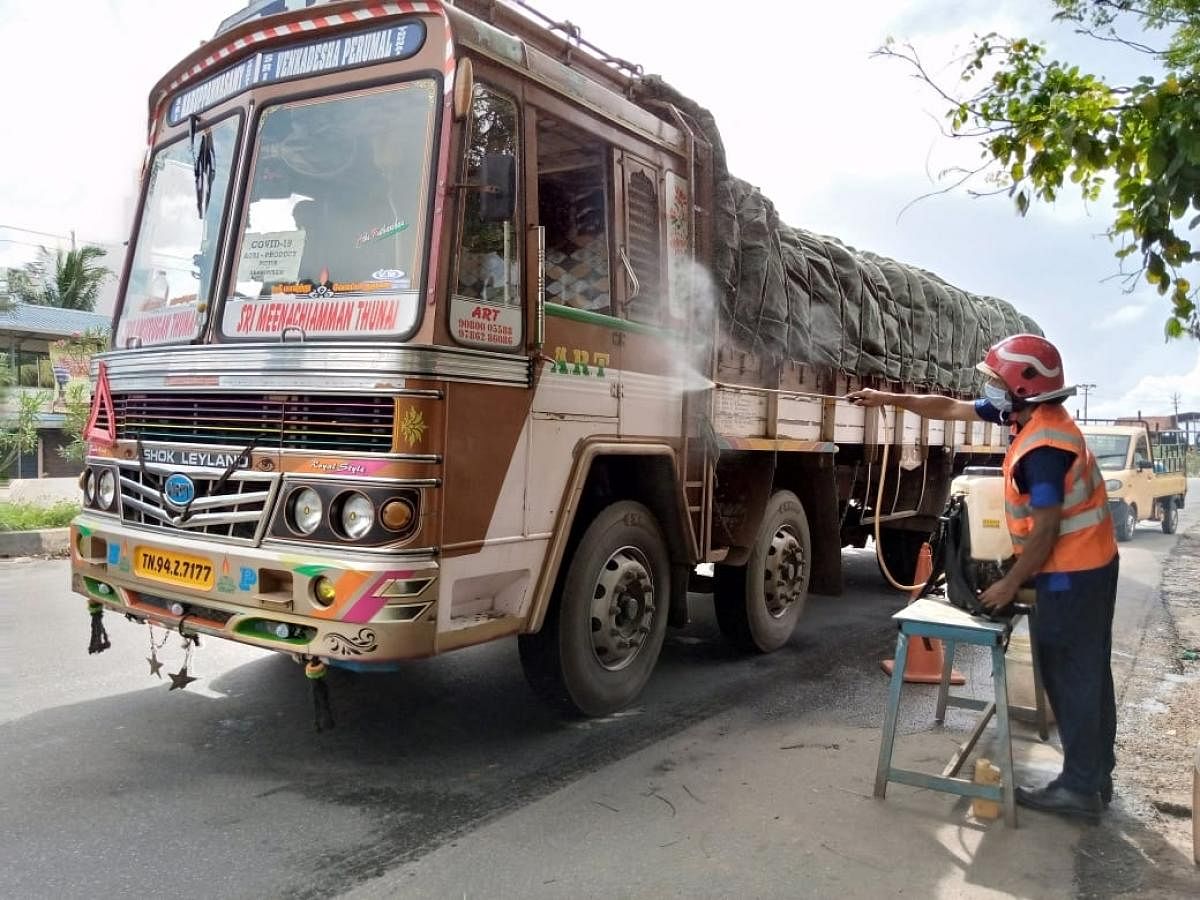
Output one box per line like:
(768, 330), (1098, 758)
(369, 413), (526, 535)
(1170, 391), (1181, 426)
(1078, 383), (1097, 420)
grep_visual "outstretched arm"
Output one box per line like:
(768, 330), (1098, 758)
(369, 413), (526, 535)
(846, 388), (978, 422)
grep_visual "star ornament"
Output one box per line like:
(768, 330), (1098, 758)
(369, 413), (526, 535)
(168, 666), (198, 691)
(147, 655), (164, 678)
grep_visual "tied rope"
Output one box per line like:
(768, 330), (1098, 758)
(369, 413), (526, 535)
(87, 601), (111, 654)
(305, 659), (334, 733)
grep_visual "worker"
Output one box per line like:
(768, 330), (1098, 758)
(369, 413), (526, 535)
(849, 334), (1119, 822)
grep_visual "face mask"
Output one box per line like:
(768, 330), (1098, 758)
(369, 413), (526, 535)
(984, 382), (1013, 413)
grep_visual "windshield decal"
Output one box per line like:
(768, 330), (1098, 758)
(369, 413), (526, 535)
(167, 22), (428, 126)
(356, 218), (409, 246)
(225, 294), (418, 338)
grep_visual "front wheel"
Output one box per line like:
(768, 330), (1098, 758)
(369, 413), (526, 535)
(1115, 501), (1137, 542)
(1161, 497), (1180, 535)
(714, 490), (811, 653)
(518, 501), (670, 716)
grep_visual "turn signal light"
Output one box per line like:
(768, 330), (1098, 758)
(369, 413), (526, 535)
(381, 499), (414, 532)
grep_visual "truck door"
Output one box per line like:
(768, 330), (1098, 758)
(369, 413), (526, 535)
(524, 105), (621, 535)
(1132, 432), (1154, 518)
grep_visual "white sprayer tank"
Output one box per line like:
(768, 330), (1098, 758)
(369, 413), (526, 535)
(950, 468), (1014, 562)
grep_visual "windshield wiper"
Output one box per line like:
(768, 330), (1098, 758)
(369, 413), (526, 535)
(190, 114), (216, 219)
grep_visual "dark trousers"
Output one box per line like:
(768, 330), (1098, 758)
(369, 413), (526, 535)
(1032, 555), (1120, 795)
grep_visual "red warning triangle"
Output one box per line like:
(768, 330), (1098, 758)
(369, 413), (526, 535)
(84, 361), (116, 447)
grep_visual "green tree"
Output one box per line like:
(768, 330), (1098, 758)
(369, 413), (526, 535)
(10, 245), (112, 311)
(879, 1), (1200, 338)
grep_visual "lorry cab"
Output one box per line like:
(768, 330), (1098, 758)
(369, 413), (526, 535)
(1080, 422), (1188, 541)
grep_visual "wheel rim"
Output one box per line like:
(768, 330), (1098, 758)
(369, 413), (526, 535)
(1127, 507), (1136, 533)
(1169, 505), (1178, 528)
(763, 525), (807, 619)
(588, 545), (656, 672)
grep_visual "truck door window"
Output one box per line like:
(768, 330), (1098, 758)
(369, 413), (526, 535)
(1135, 436), (1151, 468)
(456, 85), (520, 305)
(536, 115), (612, 316)
(451, 83), (523, 349)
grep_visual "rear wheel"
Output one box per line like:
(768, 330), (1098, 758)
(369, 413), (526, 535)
(1161, 497), (1180, 535)
(714, 490), (811, 653)
(1115, 501), (1137, 542)
(518, 501), (670, 716)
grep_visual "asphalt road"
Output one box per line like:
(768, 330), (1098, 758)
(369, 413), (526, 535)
(2, 491), (1195, 900)
(2, 547), (914, 900)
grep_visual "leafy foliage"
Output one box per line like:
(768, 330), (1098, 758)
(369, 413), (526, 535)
(0, 390), (52, 473)
(879, 0), (1200, 339)
(0, 500), (81, 532)
(10, 245), (112, 311)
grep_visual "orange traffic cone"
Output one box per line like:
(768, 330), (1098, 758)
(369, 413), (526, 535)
(880, 542), (966, 685)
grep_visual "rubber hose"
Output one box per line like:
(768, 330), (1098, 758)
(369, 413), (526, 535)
(873, 406), (933, 593)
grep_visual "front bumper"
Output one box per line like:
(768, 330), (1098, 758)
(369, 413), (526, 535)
(70, 515), (439, 664)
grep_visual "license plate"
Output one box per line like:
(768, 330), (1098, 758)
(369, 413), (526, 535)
(133, 547), (215, 590)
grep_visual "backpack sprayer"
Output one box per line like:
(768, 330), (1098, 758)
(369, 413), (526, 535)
(874, 429), (1021, 618)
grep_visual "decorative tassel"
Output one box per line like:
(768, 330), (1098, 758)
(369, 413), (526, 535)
(306, 660), (334, 732)
(87, 602), (111, 655)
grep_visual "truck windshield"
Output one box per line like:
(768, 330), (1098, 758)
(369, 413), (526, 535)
(1084, 434), (1131, 470)
(115, 117), (239, 348)
(222, 80), (438, 340)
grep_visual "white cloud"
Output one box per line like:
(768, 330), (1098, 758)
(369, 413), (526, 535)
(1089, 350), (1200, 418)
(1095, 302), (1152, 329)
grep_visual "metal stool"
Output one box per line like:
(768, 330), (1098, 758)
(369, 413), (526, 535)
(874, 597), (1047, 828)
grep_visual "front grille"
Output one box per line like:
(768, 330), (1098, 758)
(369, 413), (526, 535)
(112, 393), (395, 453)
(118, 464), (279, 543)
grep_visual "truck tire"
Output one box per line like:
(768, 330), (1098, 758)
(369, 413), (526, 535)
(1115, 501), (1137, 542)
(713, 490), (811, 653)
(1161, 497), (1180, 535)
(876, 528), (929, 587)
(518, 501), (670, 716)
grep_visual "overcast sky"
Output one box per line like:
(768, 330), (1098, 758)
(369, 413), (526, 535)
(1, 0), (1197, 418)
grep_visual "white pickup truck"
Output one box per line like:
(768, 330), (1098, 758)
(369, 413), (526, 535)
(1080, 422), (1189, 541)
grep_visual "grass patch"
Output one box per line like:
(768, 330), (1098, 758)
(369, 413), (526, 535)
(0, 500), (81, 532)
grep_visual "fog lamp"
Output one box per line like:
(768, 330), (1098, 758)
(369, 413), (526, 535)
(312, 576), (337, 607)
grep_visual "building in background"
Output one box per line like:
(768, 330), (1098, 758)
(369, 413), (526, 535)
(0, 301), (110, 479)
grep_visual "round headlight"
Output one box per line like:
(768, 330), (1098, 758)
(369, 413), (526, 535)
(83, 470), (96, 505)
(97, 470), (116, 509)
(1104, 479), (1123, 492)
(289, 487), (323, 535)
(339, 492), (375, 540)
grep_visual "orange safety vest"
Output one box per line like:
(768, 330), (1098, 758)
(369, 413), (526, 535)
(1003, 404), (1117, 573)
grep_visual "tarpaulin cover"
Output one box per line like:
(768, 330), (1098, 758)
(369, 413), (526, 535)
(639, 77), (1042, 394)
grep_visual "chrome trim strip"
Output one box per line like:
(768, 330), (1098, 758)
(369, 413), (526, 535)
(96, 343), (532, 390)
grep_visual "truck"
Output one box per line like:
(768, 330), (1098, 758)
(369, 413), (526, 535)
(70, 0), (1040, 718)
(1078, 420), (1188, 541)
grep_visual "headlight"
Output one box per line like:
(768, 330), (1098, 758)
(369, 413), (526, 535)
(83, 470), (96, 505)
(1105, 479), (1123, 492)
(288, 487), (323, 535)
(338, 492), (375, 540)
(97, 470), (116, 510)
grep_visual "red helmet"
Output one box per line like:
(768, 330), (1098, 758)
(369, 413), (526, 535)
(978, 334), (1064, 398)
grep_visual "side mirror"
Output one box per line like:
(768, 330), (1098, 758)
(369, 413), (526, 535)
(1136, 459), (1153, 472)
(479, 153), (516, 223)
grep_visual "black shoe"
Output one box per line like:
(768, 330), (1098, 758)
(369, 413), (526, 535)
(1015, 784), (1102, 822)
(1048, 775), (1114, 807)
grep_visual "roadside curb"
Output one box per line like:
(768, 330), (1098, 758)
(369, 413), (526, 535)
(0, 528), (71, 559)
